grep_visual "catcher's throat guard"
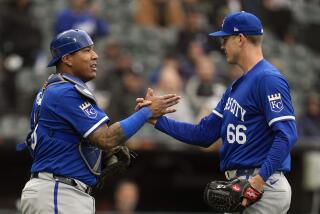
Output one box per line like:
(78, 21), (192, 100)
(204, 178), (263, 213)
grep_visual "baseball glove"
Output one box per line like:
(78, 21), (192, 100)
(96, 145), (136, 188)
(203, 178), (263, 213)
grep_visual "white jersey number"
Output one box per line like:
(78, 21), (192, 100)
(30, 124), (38, 150)
(226, 124), (247, 144)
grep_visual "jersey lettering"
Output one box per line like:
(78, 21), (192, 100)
(224, 97), (246, 121)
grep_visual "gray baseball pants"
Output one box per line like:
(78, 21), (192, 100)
(20, 172), (95, 214)
(225, 170), (291, 214)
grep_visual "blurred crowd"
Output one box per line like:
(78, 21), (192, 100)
(0, 0), (320, 150)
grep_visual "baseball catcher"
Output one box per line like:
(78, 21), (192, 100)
(19, 29), (180, 214)
(204, 178), (263, 213)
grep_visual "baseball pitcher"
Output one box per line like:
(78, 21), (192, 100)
(137, 11), (298, 214)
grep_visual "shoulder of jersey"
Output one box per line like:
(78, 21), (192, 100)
(45, 80), (76, 97)
(259, 61), (281, 75)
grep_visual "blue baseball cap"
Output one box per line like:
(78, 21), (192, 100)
(209, 11), (263, 37)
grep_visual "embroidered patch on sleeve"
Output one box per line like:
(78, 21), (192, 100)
(267, 93), (284, 112)
(79, 101), (98, 118)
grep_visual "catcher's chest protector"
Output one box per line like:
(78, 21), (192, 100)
(24, 73), (103, 175)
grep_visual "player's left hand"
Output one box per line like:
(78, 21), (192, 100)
(135, 97), (151, 111)
(241, 174), (265, 207)
(135, 88), (180, 114)
(134, 88), (156, 111)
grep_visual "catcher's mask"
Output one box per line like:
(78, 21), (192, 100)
(48, 29), (93, 67)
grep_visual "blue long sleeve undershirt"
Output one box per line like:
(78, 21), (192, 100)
(154, 113), (222, 148)
(119, 107), (152, 139)
(259, 120), (298, 181)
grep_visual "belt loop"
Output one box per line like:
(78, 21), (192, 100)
(30, 172), (39, 179)
(85, 187), (92, 195)
(225, 170), (237, 180)
(225, 171), (230, 180)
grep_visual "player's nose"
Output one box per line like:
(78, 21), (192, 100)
(92, 51), (98, 60)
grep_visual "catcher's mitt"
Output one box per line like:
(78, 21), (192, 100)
(96, 145), (136, 189)
(203, 178), (263, 213)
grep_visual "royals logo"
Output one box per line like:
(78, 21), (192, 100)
(268, 93), (283, 112)
(79, 101), (97, 118)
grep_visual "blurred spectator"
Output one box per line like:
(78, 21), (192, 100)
(298, 92), (320, 138)
(113, 180), (140, 214)
(155, 65), (194, 123)
(206, 0), (242, 31)
(94, 38), (124, 91)
(175, 5), (211, 56)
(0, 0), (43, 67)
(179, 40), (208, 81)
(54, 0), (108, 39)
(0, 0), (43, 112)
(93, 38), (125, 110)
(185, 57), (226, 117)
(107, 68), (147, 124)
(149, 53), (180, 85)
(260, 0), (293, 41)
(0, 55), (6, 114)
(135, 0), (186, 29)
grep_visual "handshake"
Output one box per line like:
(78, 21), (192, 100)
(135, 88), (180, 124)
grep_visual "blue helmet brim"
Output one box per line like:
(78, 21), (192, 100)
(47, 57), (60, 67)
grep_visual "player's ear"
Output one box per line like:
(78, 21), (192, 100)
(238, 34), (246, 46)
(61, 55), (72, 67)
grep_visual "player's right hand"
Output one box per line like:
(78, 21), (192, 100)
(135, 88), (180, 118)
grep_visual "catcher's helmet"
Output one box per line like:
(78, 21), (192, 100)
(47, 29), (93, 67)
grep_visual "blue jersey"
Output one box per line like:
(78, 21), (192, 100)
(29, 74), (109, 186)
(213, 59), (295, 171)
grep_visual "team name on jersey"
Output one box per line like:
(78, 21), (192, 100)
(224, 97), (246, 121)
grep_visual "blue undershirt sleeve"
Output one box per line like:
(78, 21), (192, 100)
(259, 120), (298, 181)
(119, 107), (153, 140)
(154, 112), (222, 148)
